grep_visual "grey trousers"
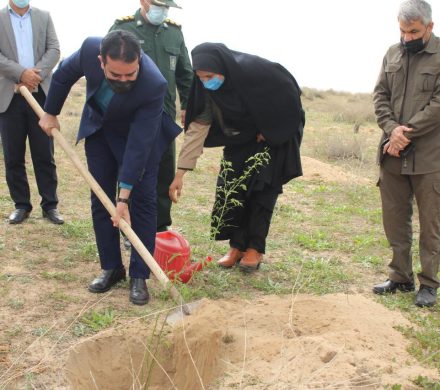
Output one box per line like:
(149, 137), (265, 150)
(379, 167), (440, 289)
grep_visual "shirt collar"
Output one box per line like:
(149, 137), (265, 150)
(8, 4), (32, 17)
(423, 33), (440, 54)
(135, 9), (146, 27)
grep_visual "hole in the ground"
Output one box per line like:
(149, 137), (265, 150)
(65, 306), (223, 390)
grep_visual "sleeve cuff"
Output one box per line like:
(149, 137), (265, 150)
(119, 181), (133, 190)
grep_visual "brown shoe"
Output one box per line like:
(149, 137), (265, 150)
(217, 248), (244, 268)
(239, 248), (263, 273)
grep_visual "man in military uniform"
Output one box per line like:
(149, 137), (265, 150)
(109, 0), (193, 233)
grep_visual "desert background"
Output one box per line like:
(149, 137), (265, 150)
(0, 83), (439, 389)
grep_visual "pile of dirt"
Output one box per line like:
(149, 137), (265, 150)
(65, 294), (438, 389)
(300, 156), (372, 184)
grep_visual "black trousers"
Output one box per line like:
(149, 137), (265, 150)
(0, 90), (58, 212)
(212, 142), (280, 253)
(156, 140), (175, 231)
(229, 188), (279, 253)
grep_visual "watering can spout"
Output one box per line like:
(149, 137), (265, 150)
(177, 256), (212, 283)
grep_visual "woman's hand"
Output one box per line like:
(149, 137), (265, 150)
(256, 133), (266, 143)
(180, 109), (186, 126)
(169, 169), (187, 203)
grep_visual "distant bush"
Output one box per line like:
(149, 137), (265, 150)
(331, 99), (376, 125)
(306, 128), (369, 164)
(301, 87), (325, 100)
(326, 135), (363, 161)
(302, 88), (376, 126)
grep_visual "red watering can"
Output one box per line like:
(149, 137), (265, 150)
(153, 230), (212, 283)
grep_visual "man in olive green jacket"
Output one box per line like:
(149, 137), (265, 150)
(373, 0), (440, 307)
(109, 0), (193, 232)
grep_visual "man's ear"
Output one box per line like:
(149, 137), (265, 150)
(98, 55), (105, 70)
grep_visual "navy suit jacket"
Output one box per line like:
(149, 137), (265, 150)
(44, 37), (181, 185)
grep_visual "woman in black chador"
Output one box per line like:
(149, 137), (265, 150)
(169, 42), (304, 272)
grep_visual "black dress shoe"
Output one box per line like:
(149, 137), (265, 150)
(9, 209), (30, 224)
(88, 268), (126, 293)
(373, 279), (415, 294)
(415, 285), (437, 307)
(43, 209), (64, 224)
(129, 278), (149, 305)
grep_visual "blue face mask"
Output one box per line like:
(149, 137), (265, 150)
(12, 0), (30, 8)
(146, 5), (168, 25)
(202, 76), (224, 91)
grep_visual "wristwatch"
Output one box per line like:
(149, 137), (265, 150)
(116, 197), (130, 205)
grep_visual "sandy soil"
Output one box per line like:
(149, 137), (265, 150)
(300, 156), (372, 185)
(65, 294), (439, 389)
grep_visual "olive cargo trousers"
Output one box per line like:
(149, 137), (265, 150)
(379, 167), (440, 289)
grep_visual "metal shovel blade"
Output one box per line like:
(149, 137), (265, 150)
(166, 300), (204, 326)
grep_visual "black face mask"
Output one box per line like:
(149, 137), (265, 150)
(402, 37), (425, 53)
(106, 78), (136, 94)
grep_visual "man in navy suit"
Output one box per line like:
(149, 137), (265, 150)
(39, 30), (181, 305)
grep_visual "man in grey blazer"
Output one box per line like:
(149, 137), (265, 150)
(0, 0), (63, 224)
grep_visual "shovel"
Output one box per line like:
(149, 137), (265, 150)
(19, 85), (192, 316)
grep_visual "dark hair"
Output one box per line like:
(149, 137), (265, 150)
(100, 30), (141, 64)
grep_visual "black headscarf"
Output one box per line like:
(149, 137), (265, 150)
(192, 50), (225, 74)
(185, 42), (305, 147)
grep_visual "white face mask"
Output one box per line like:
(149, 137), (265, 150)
(146, 4), (169, 25)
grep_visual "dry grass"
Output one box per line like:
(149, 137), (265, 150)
(301, 88), (380, 180)
(302, 87), (376, 125)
